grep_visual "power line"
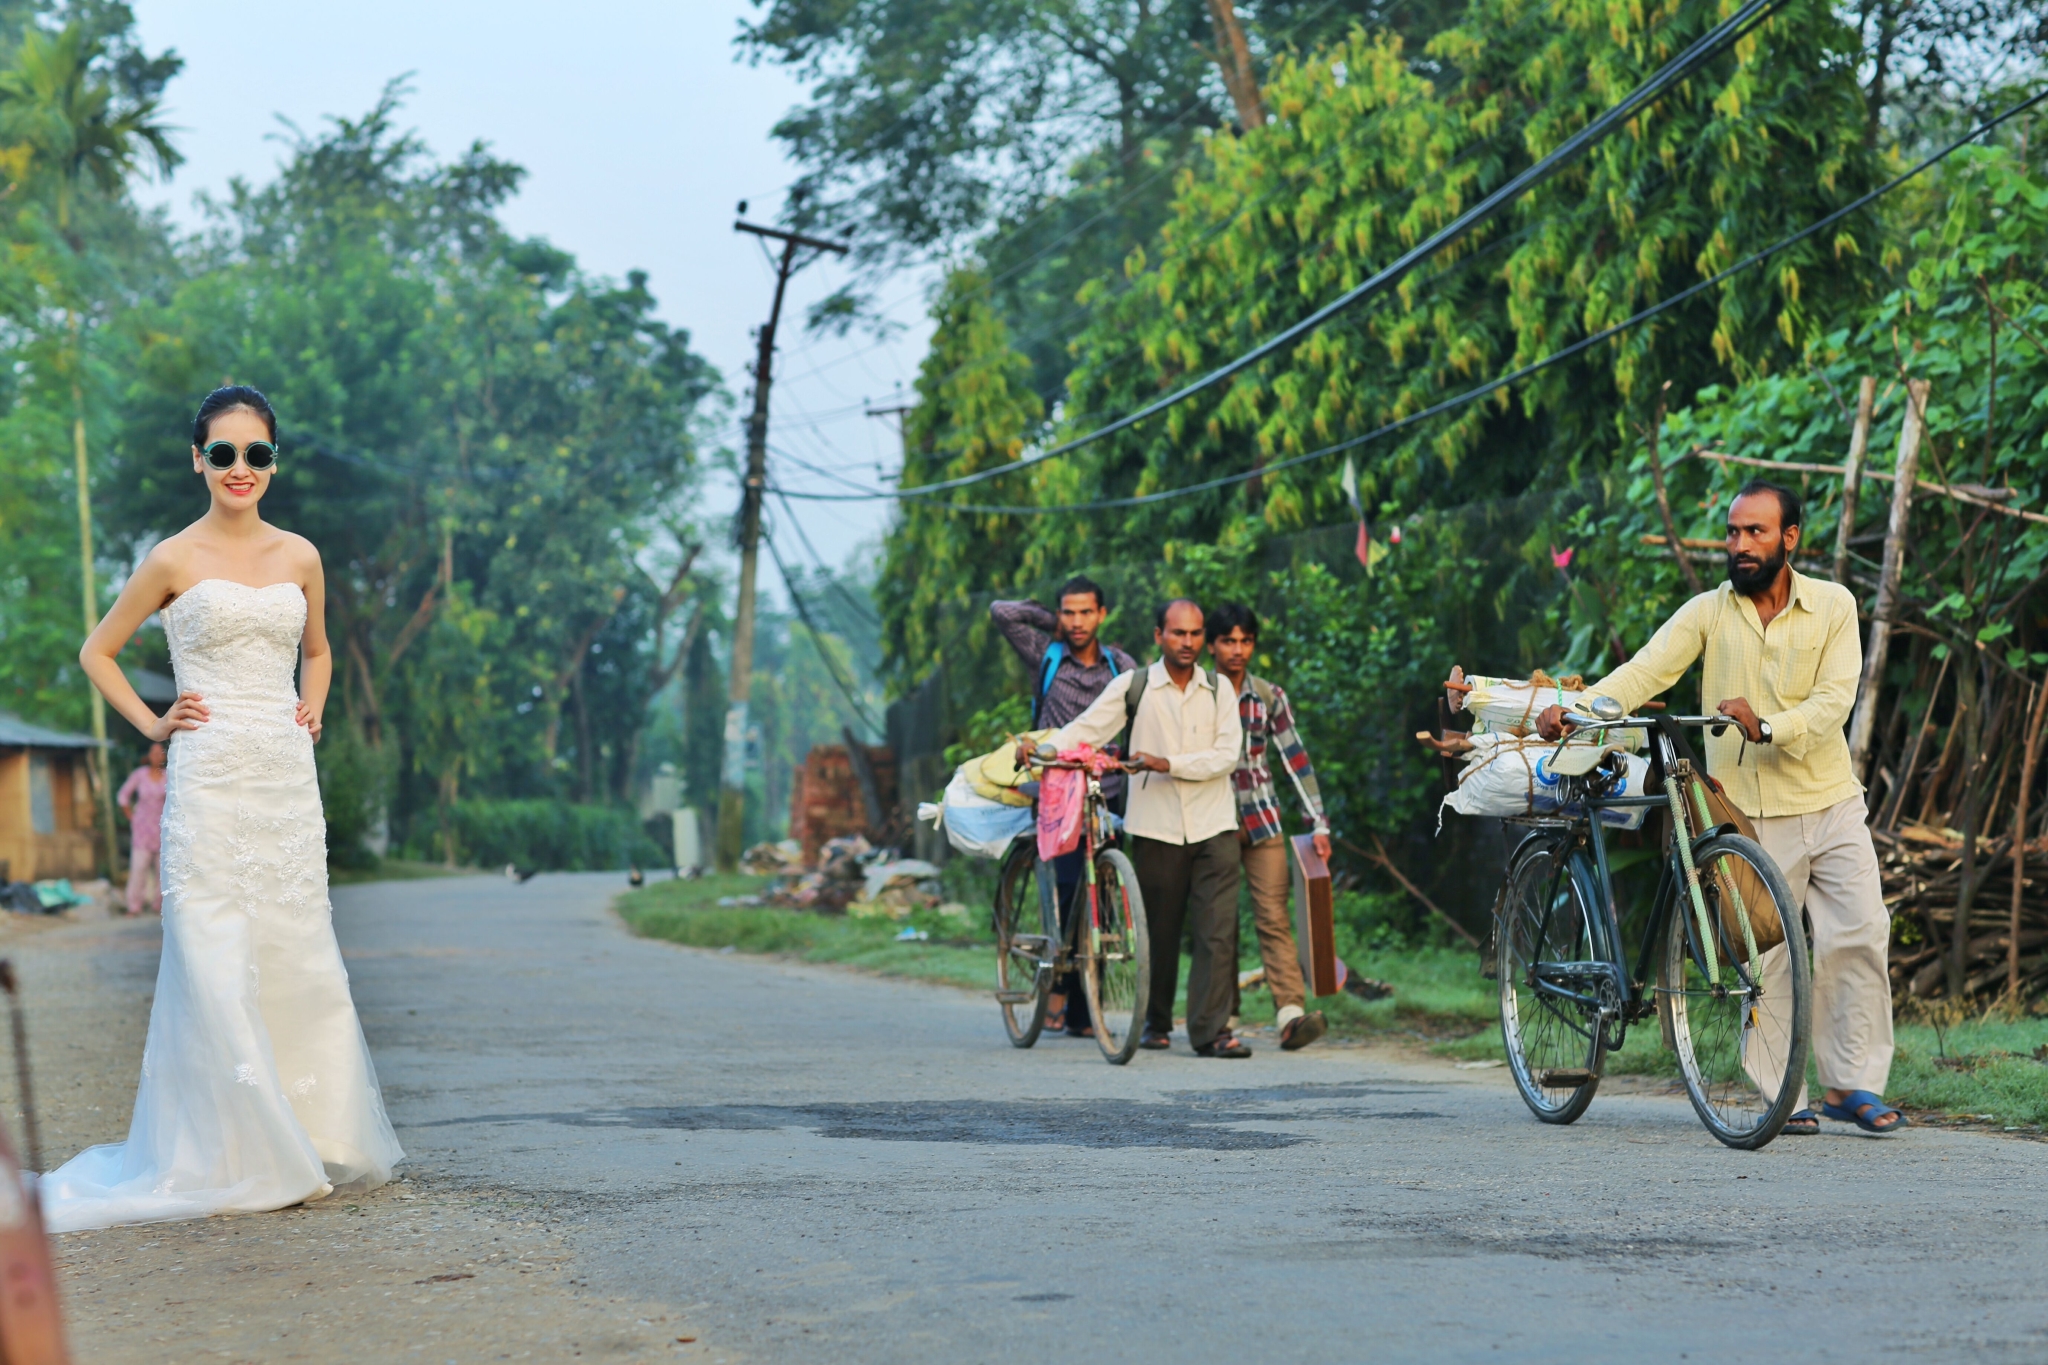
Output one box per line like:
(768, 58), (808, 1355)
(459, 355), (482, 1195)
(766, 531), (883, 736)
(774, 489), (885, 628)
(790, 0), (1791, 503)
(772, 85), (2048, 516)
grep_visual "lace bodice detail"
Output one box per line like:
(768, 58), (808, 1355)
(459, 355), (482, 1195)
(163, 579), (307, 705)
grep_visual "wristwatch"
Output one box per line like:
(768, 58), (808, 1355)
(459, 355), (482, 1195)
(1756, 718), (1773, 744)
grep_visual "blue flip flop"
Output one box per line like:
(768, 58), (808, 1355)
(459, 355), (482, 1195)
(1782, 1109), (1819, 1135)
(1820, 1089), (1908, 1135)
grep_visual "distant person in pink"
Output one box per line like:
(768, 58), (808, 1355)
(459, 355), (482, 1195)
(117, 743), (168, 916)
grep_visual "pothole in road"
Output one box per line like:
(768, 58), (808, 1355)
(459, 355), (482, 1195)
(424, 1096), (1450, 1151)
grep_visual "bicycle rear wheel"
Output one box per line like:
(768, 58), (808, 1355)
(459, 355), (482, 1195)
(1080, 849), (1150, 1065)
(1660, 833), (1810, 1149)
(994, 839), (1052, 1048)
(1498, 836), (1607, 1124)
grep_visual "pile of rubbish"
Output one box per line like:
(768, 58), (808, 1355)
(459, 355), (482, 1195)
(735, 835), (958, 921)
(740, 841), (805, 876)
(0, 878), (106, 916)
(845, 858), (946, 920)
(767, 834), (874, 912)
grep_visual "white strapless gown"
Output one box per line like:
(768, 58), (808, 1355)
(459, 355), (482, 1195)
(42, 579), (403, 1233)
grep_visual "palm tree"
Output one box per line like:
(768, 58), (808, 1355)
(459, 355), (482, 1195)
(0, 21), (180, 872)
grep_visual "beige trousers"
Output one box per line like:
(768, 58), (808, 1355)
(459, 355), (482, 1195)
(1748, 795), (1894, 1108)
(1241, 838), (1308, 1015)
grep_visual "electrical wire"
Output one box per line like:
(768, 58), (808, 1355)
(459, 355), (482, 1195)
(774, 488), (886, 627)
(770, 84), (2048, 516)
(766, 531), (883, 736)
(785, 0), (1793, 502)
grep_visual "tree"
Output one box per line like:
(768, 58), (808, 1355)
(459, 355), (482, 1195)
(102, 88), (723, 852)
(0, 12), (178, 870)
(877, 268), (1046, 689)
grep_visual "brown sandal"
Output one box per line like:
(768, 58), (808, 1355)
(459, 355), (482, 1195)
(1279, 1011), (1328, 1051)
(1195, 1031), (1253, 1059)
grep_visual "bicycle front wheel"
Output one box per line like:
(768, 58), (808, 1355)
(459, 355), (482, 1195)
(994, 839), (1052, 1048)
(1498, 836), (1607, 1124)
(1660, 833), (1810, 1149)
(1080, 849), (1150, 1065)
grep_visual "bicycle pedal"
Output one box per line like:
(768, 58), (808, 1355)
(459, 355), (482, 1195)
(1536, 1069), (1595, 1089)
(994, 990), (1039, 1005)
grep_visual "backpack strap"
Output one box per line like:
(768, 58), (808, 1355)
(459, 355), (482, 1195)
(1247, 675), (1275, 713)
(1032, 641), (1067, 728)
(1118, 665), (1150, 756)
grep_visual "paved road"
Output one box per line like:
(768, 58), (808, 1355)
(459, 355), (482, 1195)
(330, 872), (2045, 1364)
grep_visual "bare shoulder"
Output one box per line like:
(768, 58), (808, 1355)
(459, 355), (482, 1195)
(134, 531), (195, 590)
(274, 529), (324, 580)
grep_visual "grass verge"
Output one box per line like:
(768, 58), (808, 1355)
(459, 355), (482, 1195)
(330, 858), (473, 886)
(615, 874), (2048, 1129)
(616, 873), (998, 993)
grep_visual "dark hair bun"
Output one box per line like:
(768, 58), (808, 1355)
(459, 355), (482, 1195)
(192, 385), (278, 446)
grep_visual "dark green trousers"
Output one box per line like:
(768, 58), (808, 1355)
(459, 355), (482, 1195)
(1131, 831), (1243, 1049)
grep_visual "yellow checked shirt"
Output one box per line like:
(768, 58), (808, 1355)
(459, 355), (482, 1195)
(1589, 569), (1864, 819)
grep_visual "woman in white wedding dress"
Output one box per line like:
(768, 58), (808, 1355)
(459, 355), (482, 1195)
(58, 385), (403, 1234)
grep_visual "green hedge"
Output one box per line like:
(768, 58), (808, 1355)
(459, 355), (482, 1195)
(405, 799), (668, 871)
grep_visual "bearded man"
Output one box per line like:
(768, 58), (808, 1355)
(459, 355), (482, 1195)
(1538, 480), (1904, 1135)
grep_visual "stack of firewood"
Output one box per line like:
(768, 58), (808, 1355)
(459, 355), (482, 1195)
(1876, 825), (2048, 1001)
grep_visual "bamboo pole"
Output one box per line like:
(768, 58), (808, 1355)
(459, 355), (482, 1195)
(2011, 677), (2048, 995)
(1645, 384), (1702, 597)
(1693, 449), (2044, 525)
(1849, 380), (1930, 782)
(1834, 377), (1877, 585)
(1880, 650), (1951, 831)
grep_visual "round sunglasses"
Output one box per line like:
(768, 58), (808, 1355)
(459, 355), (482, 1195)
(200, 439), (278, 472)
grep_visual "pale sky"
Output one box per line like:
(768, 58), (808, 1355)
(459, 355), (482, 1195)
(130, 0), (926, 597)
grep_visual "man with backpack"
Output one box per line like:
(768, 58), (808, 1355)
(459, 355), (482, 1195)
(992, 579), (1139, 1036)
(1207, 602), (1333, 1051)
(1043, 599), (1249, 1057)
(991, 578), (1140, 733)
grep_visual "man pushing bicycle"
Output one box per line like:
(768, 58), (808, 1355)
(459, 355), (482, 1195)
(993, 578), (1139, 1037)
(1538, 480), (1903, 1136)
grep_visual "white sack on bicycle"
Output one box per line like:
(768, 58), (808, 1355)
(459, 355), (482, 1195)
(927, 768), (1036, 859)
(1440, 734), (1650, 830)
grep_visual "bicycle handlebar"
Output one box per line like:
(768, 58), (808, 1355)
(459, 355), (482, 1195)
(1555, 713), (1741, 736)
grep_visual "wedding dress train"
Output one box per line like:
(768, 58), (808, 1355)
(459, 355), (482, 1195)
(42, 579), (403, 1233)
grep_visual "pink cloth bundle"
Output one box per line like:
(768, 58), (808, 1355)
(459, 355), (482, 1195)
(1036, 746), (1114, 860)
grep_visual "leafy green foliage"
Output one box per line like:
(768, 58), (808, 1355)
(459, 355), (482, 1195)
(407, 797), (667, 872)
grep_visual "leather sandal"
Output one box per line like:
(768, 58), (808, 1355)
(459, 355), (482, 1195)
(1195, 1032), (1253, 1059)
(1139, 1029), (1172, 1050)
(1279, 1011), (1328, 1052)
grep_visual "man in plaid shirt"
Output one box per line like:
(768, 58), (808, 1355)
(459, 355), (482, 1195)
(1207, 602), (1333, 1050)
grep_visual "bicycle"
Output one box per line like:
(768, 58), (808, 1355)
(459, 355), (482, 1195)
(1492, 701), (1812, 1148)
(991, 747), (1152, 1064)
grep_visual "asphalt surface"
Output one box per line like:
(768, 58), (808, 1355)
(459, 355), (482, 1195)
(24, 872), (2048, 1362)
(363, 873), (2046, 1364)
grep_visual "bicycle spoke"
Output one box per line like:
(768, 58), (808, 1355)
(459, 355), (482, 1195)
(1663, 836), (1811, 1148)
(1498, 840), (1605, 1124)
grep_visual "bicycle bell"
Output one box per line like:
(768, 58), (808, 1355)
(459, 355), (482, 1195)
(1588, 694), (1624, 722)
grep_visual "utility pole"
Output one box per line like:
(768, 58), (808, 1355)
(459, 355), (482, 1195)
(715, 207), (849, 873)
(863, 397), (913, 475)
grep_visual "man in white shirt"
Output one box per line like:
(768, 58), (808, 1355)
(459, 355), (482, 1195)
(1045, 599), (1250, 1057)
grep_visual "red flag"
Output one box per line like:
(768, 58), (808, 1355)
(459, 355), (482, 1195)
(1355, 520), (1371, 569)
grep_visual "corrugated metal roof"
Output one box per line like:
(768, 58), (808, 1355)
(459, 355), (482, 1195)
(0, 712), (103, 749)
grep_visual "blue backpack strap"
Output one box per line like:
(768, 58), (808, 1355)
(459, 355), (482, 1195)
(1033, 641), (1066, 728)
